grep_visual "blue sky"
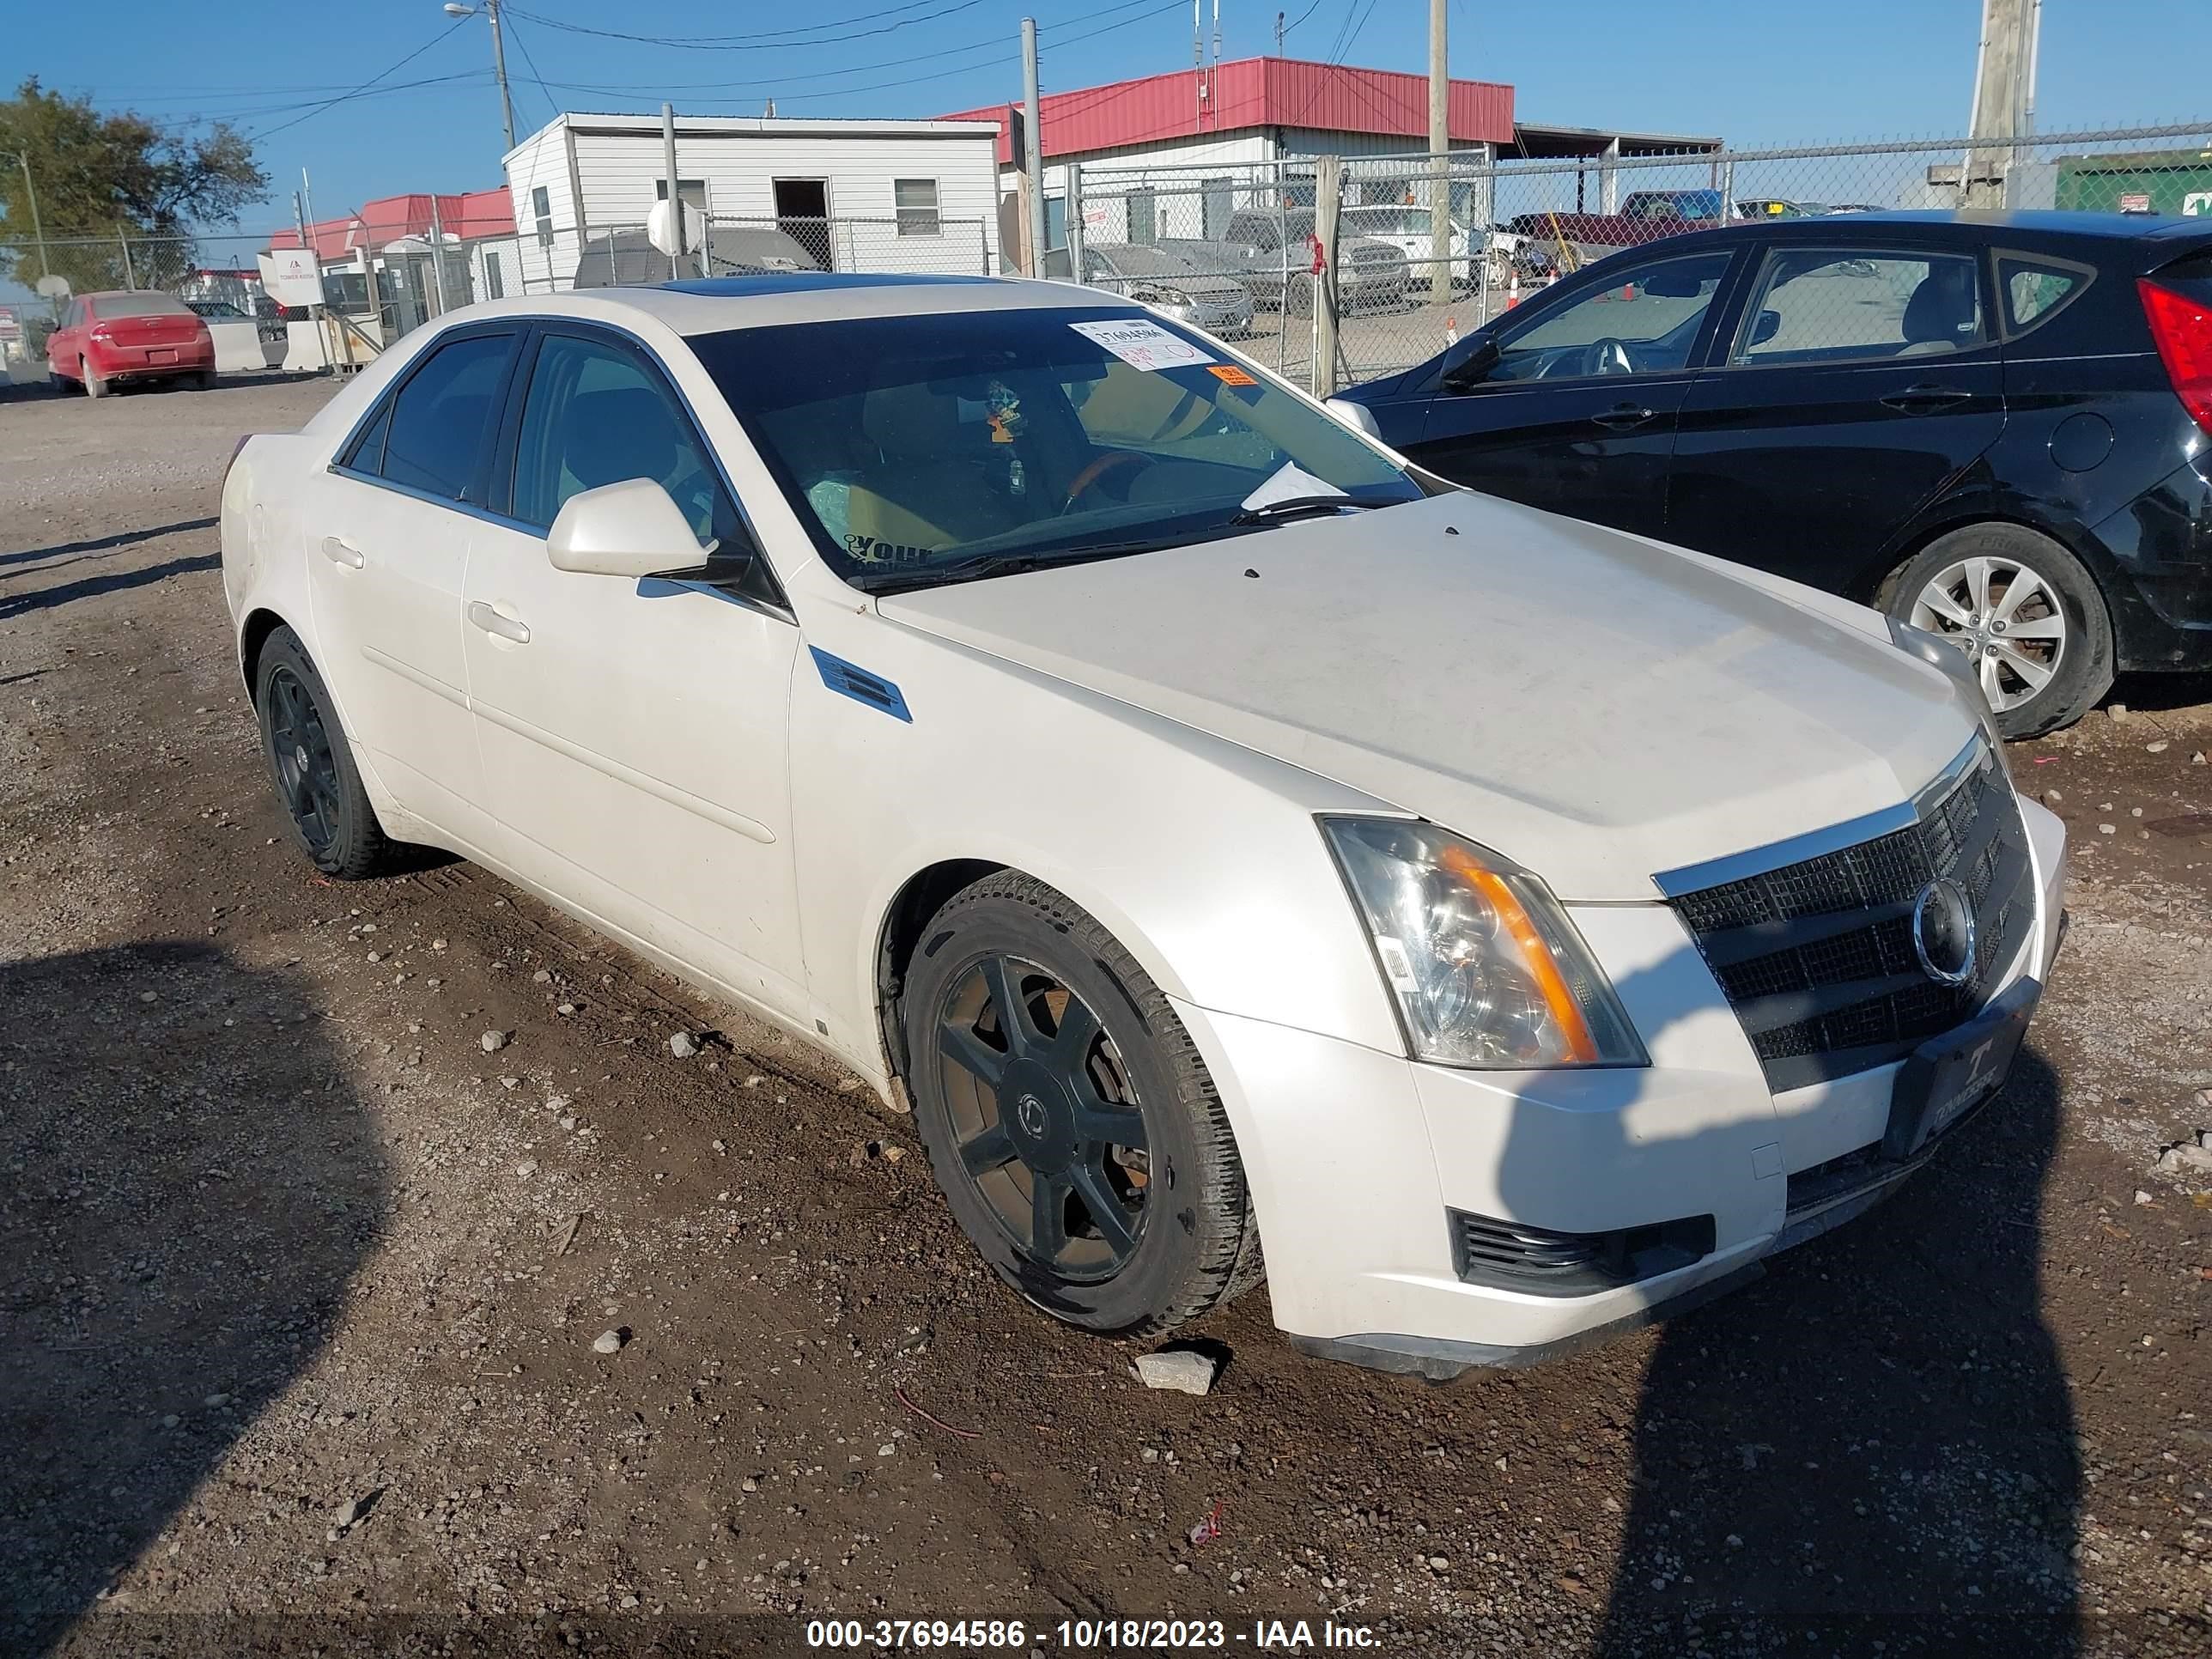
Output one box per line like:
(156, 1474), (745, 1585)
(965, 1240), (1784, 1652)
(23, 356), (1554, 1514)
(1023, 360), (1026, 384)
(21, 0), (2212, 233)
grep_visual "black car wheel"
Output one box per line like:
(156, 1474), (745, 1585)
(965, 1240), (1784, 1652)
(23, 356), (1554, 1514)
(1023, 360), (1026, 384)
(253, 625), (400, 878)
(1882, 523), (2114, 738)
(902, 872), (1262, 1334)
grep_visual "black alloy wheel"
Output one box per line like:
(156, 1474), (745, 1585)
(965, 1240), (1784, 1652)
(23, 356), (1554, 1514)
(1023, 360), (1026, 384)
(936, 953), (1151, 1281)
(252, 624), (401, 879)
(902, 872), (1263, 1335)
(264, 662), (343, 858)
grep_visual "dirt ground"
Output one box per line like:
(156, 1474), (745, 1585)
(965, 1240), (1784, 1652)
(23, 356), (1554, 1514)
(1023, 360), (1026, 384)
(2, 372), (2208, 1659)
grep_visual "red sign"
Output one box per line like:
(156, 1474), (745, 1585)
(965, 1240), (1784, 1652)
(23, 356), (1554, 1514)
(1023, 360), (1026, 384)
(2121, 191), (2152, 214)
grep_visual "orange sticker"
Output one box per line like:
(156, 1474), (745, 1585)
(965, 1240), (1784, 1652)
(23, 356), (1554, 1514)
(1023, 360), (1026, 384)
(1208, 364), (1258, 386)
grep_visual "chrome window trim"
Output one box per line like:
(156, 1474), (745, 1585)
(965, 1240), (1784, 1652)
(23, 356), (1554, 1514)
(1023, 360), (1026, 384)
(1651, 734), (1989, 899)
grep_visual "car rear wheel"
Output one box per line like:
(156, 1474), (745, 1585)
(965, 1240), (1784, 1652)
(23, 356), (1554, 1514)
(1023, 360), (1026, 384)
(901, 872), (1262, 1335)
(82, 360), (106, 399)
(1881, 523), (2114, 739)
(253, 625), (401, 878)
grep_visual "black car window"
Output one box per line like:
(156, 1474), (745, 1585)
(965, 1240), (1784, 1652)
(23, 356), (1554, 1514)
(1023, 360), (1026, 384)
(509, 331), (738, 548)
(1731, 248), (1987, 366)
(340, 400), (393, 476)
(1997, 254), (2093, 335)
(1488, 249), (1733, 383)
(377, 331), (516, 501)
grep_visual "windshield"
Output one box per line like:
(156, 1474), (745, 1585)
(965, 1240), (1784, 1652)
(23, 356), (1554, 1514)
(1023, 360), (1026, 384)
(691, 307), (1419, 591)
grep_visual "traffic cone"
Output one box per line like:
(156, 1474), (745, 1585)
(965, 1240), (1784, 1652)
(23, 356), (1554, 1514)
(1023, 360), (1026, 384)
(1506, 271), (1520, 308)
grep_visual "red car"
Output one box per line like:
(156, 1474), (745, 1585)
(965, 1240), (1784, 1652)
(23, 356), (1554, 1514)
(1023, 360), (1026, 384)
(46, 289), (216, 398)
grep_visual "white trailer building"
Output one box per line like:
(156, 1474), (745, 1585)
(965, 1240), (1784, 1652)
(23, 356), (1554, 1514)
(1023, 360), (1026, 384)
(499, 112), (1006, 292)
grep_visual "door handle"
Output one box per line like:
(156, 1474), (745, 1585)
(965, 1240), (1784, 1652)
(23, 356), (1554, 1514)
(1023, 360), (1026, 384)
(466, 600), (532, 644)
(1881, 384), (1972, 414)
(319, 535), (364, 568)
(1589, 402), (1657, 431)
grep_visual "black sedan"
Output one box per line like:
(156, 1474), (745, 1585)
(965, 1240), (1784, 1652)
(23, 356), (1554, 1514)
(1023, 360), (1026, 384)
(1338, 210), (2212, 736)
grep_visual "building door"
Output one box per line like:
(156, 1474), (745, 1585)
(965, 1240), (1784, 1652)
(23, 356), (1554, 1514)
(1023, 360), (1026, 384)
(773, 179), (833, 270)
(1203, 177), (1234, 239)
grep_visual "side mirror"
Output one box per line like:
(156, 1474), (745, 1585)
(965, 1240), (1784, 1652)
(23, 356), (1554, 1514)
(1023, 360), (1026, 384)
(1323, 396), (1382, 439)
(1440, 334), (1501, 389)
(1750, 307), (1782, 348)
(546, 477), (724, 582)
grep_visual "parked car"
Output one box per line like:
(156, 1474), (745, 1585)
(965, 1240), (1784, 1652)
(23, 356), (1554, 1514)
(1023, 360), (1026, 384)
(1338, 210), (2212, 737)
(46, 289), (216, 397)
(1508, 191), (1816, 269)
(1158, 222), (1409, 317)
(222, 274), (2064, 1377)
(1048, 243), (1254, 337)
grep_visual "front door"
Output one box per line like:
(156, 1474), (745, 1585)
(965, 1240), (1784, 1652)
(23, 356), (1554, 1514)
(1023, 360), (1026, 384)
(460, 324), (808, 1016)
(1395, 245), (1738, 538)
(305, 325), (518, 848)
(1665, 244), (2008, 590)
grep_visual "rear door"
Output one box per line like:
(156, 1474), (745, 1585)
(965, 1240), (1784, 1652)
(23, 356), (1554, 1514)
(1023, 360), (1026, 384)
(1665, 242), (2008, 591)
(305, 325), (520, 848)
(1392, 244), (1741, 537)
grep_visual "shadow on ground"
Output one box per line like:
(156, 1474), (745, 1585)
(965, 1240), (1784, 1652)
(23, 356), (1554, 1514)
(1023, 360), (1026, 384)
(0, 554), (220, 621)
(1594, 1047), (2077, 1656)
(0, 518), (217, 572)
(0, 941), (386, 1656)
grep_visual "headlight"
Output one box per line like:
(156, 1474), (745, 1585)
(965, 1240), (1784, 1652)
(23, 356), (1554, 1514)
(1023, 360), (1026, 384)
(1886, 616), (2011, 775)
(1136, 285), (1192, 308)
(1321, 818), (1647, 1070)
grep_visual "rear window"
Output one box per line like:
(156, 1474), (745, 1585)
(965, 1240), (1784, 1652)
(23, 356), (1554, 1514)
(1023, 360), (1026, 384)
(91, 292), (193, 319)
(1997, 254), (2094, 335)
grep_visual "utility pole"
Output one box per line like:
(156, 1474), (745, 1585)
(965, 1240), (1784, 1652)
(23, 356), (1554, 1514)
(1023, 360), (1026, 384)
(1426, 0), (1449, 301)
(662, 101), (684, 278)
(0, 150), (48, 283)
(1021, 17), (1048, 277)
(1275, 9), (1285, 57)
(1965, 0), (2038, 208)
(445, 1), (516, 152)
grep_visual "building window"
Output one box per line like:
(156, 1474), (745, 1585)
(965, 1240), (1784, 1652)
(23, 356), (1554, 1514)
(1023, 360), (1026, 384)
(894, 178), (940, 237)
(483, 251), (504, 300)
(655, 178), (709, 211)
(1127, 186), (1156, 245)
(531, 185), (553, 248)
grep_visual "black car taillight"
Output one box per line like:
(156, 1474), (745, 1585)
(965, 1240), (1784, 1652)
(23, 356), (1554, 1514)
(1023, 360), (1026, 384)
(2138, 276), (2212, 435)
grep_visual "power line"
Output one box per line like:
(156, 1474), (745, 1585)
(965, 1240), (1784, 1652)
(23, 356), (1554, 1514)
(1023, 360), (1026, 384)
(499, 9), (565, 125)
(244, 19), (473, 140)
(502, 0), (989, 52)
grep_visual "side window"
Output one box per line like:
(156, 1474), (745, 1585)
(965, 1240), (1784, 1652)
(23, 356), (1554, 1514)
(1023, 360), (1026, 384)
(341, 400), (393, 475)
(509, 331), (737, 547)
(1998, 255), (2090, 335)
(893, 179), (940, 237)
(1490, 250), (1733, 383)
(379, 331), (516, 501)
(1732, 248), (1986, 366)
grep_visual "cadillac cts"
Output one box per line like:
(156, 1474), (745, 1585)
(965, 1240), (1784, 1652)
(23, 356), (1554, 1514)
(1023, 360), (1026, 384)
(219, 274), (2067, 1378)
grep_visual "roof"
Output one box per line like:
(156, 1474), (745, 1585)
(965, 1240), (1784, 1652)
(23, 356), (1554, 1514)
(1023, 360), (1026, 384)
(270, 189), (514, 261)
(441, 275), (1138, 337)
(1699, 207), (2212, 241)
(511, 112), (1000, 160)
(1502, 122), (1723, 161)
(941, 54), (1513, 166)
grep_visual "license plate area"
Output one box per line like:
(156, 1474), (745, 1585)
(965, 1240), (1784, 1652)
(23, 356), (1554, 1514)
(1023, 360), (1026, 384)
(149, 349), (177, 364)
(1881, 977), (2039, 1160)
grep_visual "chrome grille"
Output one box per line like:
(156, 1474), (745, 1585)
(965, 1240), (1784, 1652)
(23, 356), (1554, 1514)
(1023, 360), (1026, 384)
(1664, 743), (2035, 1092)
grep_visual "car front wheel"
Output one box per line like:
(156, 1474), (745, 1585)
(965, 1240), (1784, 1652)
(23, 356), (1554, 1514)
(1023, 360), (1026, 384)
(1882, 523), (2114, 738)
(902, 872), (1262, 1335)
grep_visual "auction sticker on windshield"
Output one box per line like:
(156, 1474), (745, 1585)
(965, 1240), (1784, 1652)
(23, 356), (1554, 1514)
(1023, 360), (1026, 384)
(1069, 318), (1214, 372)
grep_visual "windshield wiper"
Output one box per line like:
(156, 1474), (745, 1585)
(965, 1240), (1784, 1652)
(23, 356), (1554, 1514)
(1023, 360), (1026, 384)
(857, 536), (1218, 596)
(1226, 495), (1388, 526)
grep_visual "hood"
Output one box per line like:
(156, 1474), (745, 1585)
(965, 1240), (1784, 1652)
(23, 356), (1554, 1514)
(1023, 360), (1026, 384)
(879, 493), (1978, 901)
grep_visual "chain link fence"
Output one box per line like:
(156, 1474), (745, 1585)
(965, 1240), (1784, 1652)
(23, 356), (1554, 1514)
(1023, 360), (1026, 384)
(1067, 121), (2212, 395)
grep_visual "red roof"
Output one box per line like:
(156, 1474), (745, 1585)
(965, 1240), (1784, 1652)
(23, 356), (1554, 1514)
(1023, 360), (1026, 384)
(942, 54), (1513, 167)
(270, 189), (514, 261)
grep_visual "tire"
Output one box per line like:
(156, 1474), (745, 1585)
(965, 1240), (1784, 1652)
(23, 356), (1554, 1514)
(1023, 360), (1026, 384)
(192, 369), (216, 391)
(1880, 523), (2114, 739)
(252, 625), (401, 878)
(902, 872), (1262, 1335)
(82, 360), (105, 399)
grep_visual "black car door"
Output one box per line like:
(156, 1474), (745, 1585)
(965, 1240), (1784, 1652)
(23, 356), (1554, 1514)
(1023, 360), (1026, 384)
(1386, 244), (1741, 537)
(1665, 241), (2008, 591)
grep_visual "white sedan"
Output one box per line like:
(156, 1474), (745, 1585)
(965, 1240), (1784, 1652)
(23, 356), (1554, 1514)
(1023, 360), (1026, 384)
(221, 274), (2066, 1378)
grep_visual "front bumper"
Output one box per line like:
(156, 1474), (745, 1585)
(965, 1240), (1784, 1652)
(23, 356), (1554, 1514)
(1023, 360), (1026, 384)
(1181, 796), (2068, 1378)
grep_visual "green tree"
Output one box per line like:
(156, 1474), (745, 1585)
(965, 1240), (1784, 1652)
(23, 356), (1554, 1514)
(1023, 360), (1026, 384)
(0, 76), (270, 291)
